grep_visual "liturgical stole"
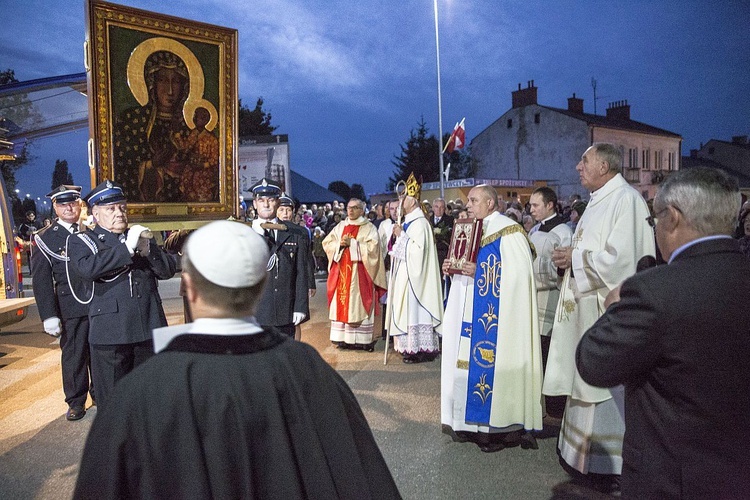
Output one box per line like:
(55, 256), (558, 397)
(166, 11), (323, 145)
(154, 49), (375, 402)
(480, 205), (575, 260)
(465, 237), (502, 425)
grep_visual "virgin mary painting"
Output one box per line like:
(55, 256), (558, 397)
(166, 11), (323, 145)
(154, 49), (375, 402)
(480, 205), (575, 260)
(113, 37), (219, 203)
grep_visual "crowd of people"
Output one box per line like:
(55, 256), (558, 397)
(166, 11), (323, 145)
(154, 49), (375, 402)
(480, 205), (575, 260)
(20, 142), (750, 498)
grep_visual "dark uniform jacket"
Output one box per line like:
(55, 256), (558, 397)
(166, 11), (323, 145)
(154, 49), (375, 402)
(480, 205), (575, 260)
(430, 213), (454, 264)
(68, 226), (176, 345)
(31, 222), (89, 320)
(256, 222), (311, 327)
(284, 221), (316, 291)
(576, 238), (750, 499)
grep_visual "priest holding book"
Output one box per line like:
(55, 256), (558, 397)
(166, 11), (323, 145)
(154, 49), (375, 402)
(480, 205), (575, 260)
(440, 184), (543, 452)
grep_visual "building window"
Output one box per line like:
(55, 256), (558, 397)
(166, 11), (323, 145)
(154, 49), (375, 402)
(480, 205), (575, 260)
(534, 113), (540, 124)
(642, 149), (651, 170)
(667, 151), (675, 171)
(655, 150), (662, 170)
(628, 148), (639, 169)
(507, 119), (513, 128)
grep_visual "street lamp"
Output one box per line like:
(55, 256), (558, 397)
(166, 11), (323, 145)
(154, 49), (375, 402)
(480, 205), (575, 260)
(434, 0), (445, 198)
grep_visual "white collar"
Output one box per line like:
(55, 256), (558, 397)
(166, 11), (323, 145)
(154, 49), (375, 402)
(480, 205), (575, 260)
(152, 316), (263, 353)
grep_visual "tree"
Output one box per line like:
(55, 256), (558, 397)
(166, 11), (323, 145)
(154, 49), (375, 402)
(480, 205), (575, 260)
(389, 116), (440, 191)
(51, 159), (74, 189)
(238, 97), (278, 138)
(350, 183), (367, 202)
(328, 181), (352, 201)
(441, 135), (478, 180)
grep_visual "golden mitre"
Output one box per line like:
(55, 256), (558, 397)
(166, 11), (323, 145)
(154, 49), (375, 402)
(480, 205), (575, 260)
(405, 172), (421, 200)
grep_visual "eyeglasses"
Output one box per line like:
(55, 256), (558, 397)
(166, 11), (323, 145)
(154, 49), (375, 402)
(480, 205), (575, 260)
(646, 205), (680, 228)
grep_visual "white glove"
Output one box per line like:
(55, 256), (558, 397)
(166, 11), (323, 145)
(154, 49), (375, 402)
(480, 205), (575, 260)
(292, 312), (305, 326)
(43, 317), (62, 337)
(125, 225), (150, 254)
(136, 234), (151, 257)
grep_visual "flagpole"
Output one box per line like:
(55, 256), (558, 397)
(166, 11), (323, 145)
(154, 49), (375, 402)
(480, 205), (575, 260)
(434, 0), (445, 199)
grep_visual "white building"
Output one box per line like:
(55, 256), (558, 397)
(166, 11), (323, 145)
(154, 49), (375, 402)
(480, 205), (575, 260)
(471, 81), (682, 201)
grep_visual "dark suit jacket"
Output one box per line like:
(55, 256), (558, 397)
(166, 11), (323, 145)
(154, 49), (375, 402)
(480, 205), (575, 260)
(430, 214), (454, 263)
(255, 224), (311, 327)
(68, 226), (176, 345)
(576, 238), (750, 499)
(31, 222), (89, 321)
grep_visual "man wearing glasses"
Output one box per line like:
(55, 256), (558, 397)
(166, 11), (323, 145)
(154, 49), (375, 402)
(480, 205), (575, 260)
(323, 198), (387, 351)
(544, 143), (655, 494)
(576, 167), (750, 498)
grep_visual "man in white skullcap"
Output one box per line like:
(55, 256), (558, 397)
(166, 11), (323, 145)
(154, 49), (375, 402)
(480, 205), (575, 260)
(74, 221), (401, 500)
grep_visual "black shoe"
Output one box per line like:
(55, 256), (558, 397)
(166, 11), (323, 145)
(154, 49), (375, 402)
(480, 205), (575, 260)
(363, 341), (376, 352)
(520, 431), (539, 450)
(66, 406), (86, 421)
(479, 441), (506, 453)
(402, 355), (422, 364)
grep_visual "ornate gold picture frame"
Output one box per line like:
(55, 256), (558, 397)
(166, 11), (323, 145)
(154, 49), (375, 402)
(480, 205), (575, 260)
(85, 0), (238, 222)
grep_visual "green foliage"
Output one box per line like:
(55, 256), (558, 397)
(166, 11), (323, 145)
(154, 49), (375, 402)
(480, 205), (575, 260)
(389, 116), (440, 191)
(238, 97), (278, 138)
(51, 159), (74, 189)
(350, 183), (367, 202)
(441, 135), (478, 180)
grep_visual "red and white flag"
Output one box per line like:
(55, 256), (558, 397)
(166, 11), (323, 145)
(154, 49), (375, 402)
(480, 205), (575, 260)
(444, 117), (466, 154)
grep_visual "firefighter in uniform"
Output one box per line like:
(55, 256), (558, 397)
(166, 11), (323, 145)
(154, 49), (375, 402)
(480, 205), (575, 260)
(31, 185), (93, 421)
(67, 180), (176, 410)
(249, 179), (310, 337)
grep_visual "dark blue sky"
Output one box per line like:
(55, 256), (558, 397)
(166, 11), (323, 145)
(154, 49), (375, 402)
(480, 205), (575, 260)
(2, 0), (749, 201)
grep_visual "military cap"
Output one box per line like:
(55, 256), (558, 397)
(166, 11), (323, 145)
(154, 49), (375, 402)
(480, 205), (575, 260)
(278, 192), (294, 207)
(84, 179), (126, 206)
(47, 184), (82, 204)
(249, 178), (281, 198)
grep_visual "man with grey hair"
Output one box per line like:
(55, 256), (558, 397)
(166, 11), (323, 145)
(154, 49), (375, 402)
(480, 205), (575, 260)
(544, 143), (655, 493)
(74, 221), (401, 499)
(323, 198), (387, 350)
(430, 197), (454, 266)
(576, 167), (750, 498)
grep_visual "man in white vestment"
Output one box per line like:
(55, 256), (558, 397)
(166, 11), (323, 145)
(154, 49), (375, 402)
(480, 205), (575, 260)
(545, 143), (655, 493)
(377, 199), (399, 338)
(323, 198), (387, 351)
(528, 186), (572, 419)
(440, 184), (543, 452)
(387, 176), (443, 363)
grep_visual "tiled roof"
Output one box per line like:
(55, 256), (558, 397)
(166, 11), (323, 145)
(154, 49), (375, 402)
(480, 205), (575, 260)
(541, 106), (682, 138)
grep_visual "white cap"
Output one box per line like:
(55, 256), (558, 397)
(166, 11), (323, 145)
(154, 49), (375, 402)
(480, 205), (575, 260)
(184, 220), (269, 288)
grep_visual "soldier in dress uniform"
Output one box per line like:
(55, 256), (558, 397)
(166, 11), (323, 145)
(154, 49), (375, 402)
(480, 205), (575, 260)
(249, 179), (310, 337)
(31, 185), (93, 421)
(67, 180), (176, 410)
